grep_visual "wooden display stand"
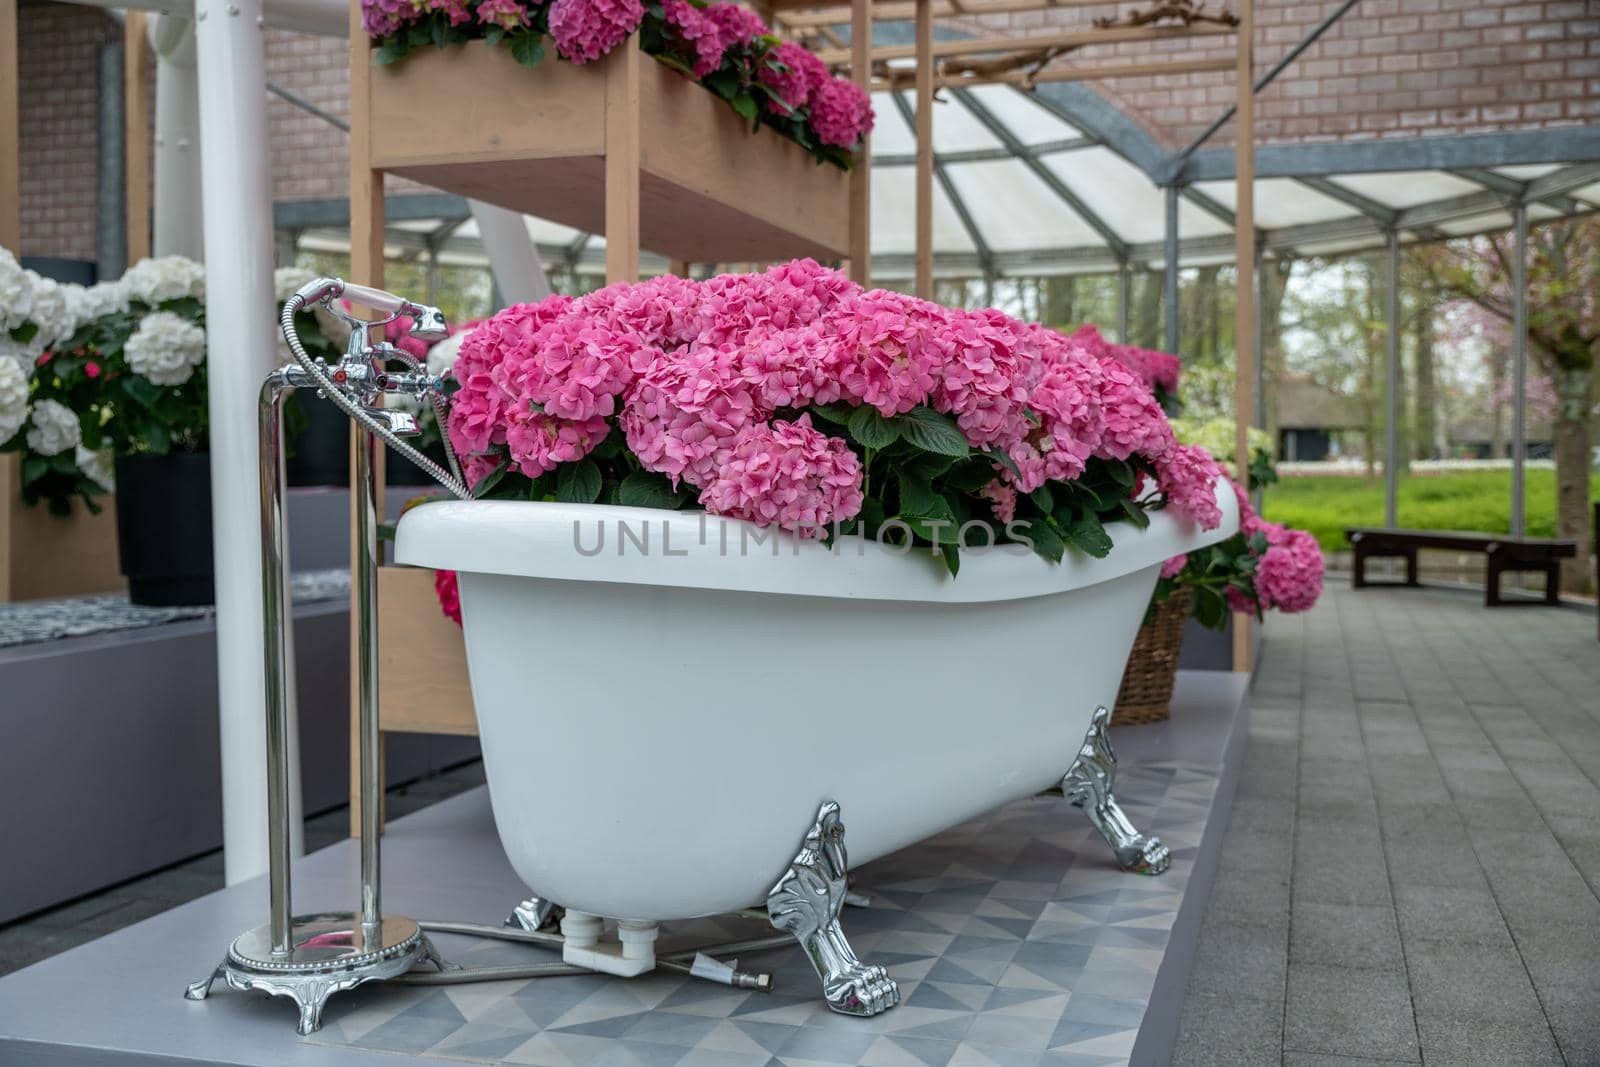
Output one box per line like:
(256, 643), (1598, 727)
(348, 17), (864, 829)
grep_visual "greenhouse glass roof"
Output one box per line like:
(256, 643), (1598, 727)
(286, 80), (1600, 280)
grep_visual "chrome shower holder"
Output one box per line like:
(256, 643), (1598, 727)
(186, 279), (470, 1035)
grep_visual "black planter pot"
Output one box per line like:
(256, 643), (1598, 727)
(114, 452), (215, 606)
(285, 399), (350, 487)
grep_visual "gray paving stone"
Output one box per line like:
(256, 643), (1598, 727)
(1289, 902), (1405, 973)
(1188, 918), (1287, 1003)
(1391, 883), (1513, 949)
(1170, 992), (1282, 1067)
(1284, 962), (1419, 1063)
(1282, 1054), (1416, 1066)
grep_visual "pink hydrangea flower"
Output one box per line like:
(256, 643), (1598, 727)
(663, 0), (727, 76)
(1160, 554), (1188, 580)
(737, 323), (842, 409)
(360, 0), (417, 37)
(1156, 443), (1223, 529)
(577, 274), (703, 351)
(833, 290), (947, 416)
(445, 295), (574, 459)
(504, 311), (653, 422)
(434, 569), (462, 625)
(694, 260), (858, 347)
(808, 77), (874, 147)
(699, 416), (863, 534)
(703, 1), (768, 48)
(980, 479), (1017, 523)
(620, 344), (767, 488)
(506, 410), (612, 477)
(476, 0), (529, 29)
(1009, 350), (1104, 489)
(932, 307), (1040, 451)
(759, 40), (827, 115)
(1095, 357), (1174, 463)
(1255, 528), (1324, 613)
(548, 0), (644, 63)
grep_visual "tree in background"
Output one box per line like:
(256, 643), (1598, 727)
(1411, 217), (1598, 592)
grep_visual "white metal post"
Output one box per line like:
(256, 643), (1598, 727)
(1163, 186), (1179, 354)
(1384, 229), (1399, 529)
(149, 15), (204, 259)
(1511, 202), (1528, 537)
(195, 0), (302, 885)
(469, 199), (551, 304)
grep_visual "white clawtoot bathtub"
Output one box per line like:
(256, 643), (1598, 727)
(395, 483), (1238, 1015)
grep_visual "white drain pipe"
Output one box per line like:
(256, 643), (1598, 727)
(149, 14), (204, 259)
(193, 0), (302, 885)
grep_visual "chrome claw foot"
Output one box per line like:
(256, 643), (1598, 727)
(185, 963), (226, 1001)
(506, 897), (560, 933)
(1062, 706), (1170, 876)
(767, 801), (900, 1018)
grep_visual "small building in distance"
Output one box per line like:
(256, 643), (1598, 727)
(1274, 376), (1362, 463)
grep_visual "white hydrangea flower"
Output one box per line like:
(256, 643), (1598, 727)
(76, 444), (115, 492)
(26, 398), (81, 456)
(0, 334), (28, 372)
(123, 256), (205, 306)
(26, 275), (77, 349)
(274, 266), (318, 303)
(0, 248), (33, 331)
(74, 278), (131, 322)
(425, 330), (467, 379)
(125, 310), (207, 386)
(0, 356), (28, 444)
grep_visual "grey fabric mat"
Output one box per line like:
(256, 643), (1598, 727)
(0, 568), (351, 649)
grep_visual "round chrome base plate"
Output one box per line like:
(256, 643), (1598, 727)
(189, 913), (436, 1035)
(229, 912), (423, 974)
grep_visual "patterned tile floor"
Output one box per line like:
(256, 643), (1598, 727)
(306, 762), (1222, 1067)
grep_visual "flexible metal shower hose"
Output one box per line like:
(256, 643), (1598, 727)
(279, 295), (473, 500)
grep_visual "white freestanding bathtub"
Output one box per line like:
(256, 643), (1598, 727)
(395, 483), (1238, 1014)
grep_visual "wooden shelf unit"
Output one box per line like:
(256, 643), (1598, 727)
(347, 16), (872, 829)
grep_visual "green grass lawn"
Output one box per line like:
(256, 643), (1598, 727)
(1261, 468), (1600, 552)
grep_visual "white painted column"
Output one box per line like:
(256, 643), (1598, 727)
(149, 15), (204, 259)
(194, 0), (302, 885)
(469, 200), (551, 304)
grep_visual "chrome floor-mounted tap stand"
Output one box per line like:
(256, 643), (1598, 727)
(185, 280), (472, 1036)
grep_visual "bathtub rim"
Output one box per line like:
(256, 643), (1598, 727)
(395, 479), (1238, 604)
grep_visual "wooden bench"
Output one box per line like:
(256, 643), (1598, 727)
(1345, 528), (1577, 607)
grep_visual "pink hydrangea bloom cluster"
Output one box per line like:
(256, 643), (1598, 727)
(759, 41), (829, 115)
(807, 78), (875, 148)
(548, 0), (644, 63)
(1069, 324), (1181, 396)
(698, 416), (864, 535)
(662, 0), (767, 76)
(475, 0), (531, 30)
(444, 260), (1220, 538)
(1205, 480), (1324, 614)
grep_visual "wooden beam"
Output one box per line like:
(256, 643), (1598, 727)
(605, 39), (642, 284)
(914, 0), (932, 299)
(873, 55), (1235, 90)
(1232, 0), (1254, 675)
(847, 0), (871, 287)
(348, 0), (386, 837)
(124, 11), (151, 264)
(812, 21), (1234, 65)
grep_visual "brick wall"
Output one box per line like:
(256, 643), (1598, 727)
(19, 3), (114, 261)
(956, 0), (1600, 148)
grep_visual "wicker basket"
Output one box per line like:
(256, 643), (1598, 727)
(1112, 589), (1192, 725)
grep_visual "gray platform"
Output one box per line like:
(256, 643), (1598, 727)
(0, 672), (1247, 1067)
